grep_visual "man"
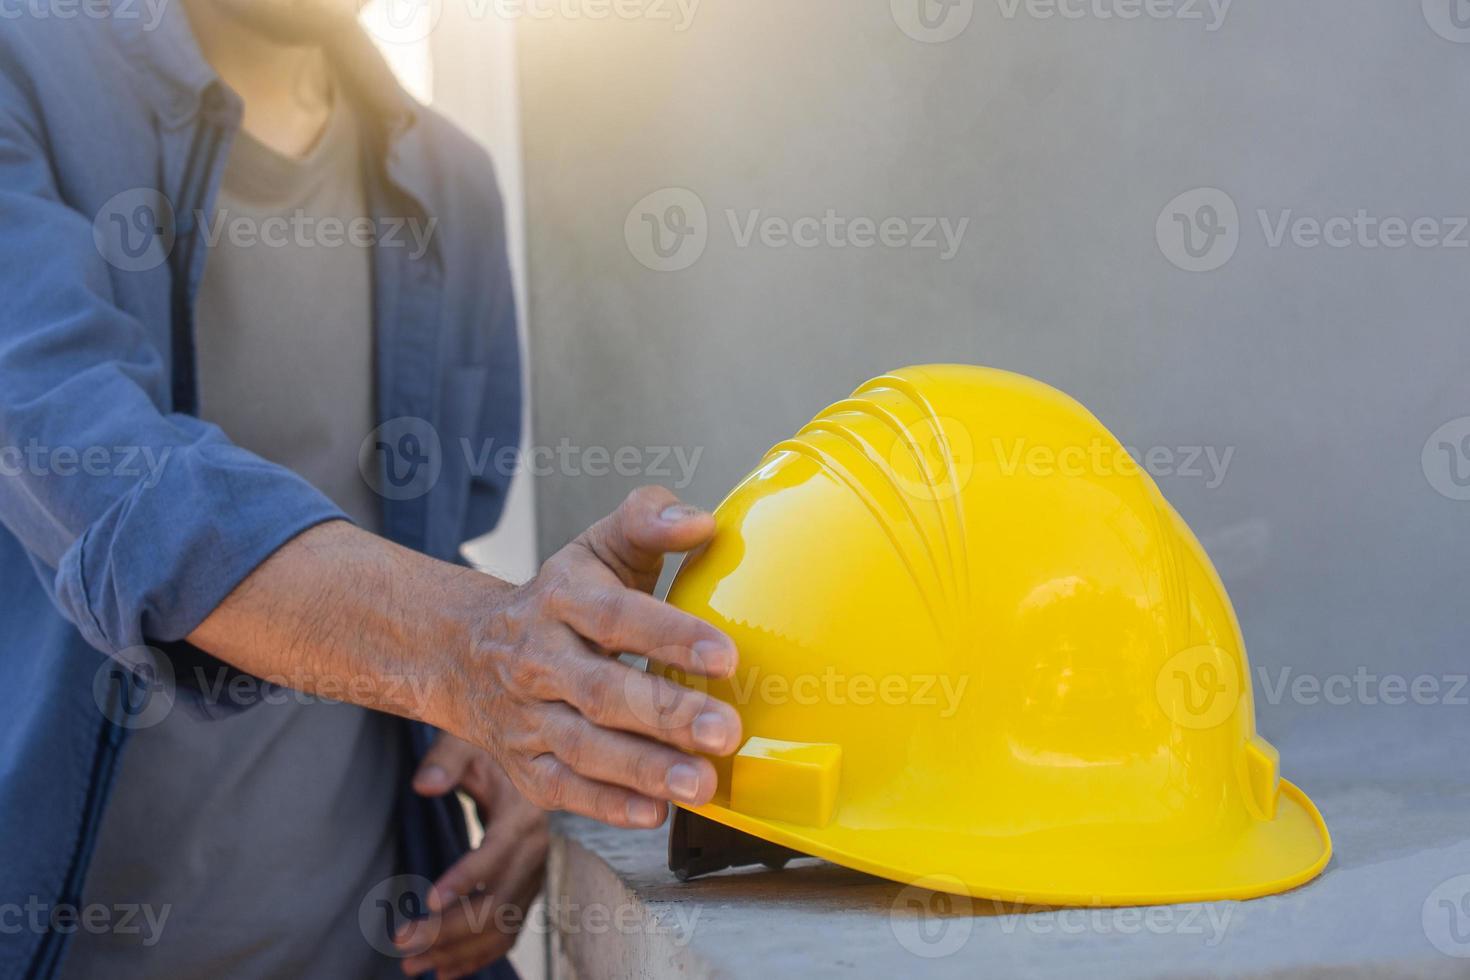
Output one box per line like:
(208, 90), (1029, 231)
(0, 1), (741, 977)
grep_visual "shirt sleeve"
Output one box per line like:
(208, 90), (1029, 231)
(0, 72), (347, 657)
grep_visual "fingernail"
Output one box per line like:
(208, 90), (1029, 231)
(692, 711), (732, 753)
(660, 504), (703, 524)
(666, 763), (701, 803)
(627, 798), (660, 827)
(692, 639), (735, 676)
(414, 765), (450, 791)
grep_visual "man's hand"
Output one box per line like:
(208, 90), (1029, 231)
(442, 485), (742, 830)
(189, 485), (742, 830)
(395, 734), (548, 980)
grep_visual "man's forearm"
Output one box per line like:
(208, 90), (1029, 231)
(187, 519), (498, 729)
(185, 488), (743, 828)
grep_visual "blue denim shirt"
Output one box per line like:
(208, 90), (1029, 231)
(0, 10), (521, 978)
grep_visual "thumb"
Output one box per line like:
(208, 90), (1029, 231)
(412, 733), (477, 797)
(580, 486), (715, 591)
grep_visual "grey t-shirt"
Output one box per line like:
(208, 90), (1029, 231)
(62, 97), (404, 979)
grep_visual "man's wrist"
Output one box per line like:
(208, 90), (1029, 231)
(415, 560), (517, 736)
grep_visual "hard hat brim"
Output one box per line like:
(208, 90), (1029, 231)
(680, 778), (1331, 907)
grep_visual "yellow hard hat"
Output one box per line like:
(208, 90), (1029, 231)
(664, 365), (1330, 905)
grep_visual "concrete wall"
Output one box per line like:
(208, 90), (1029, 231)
(516, 0), (1470, 689)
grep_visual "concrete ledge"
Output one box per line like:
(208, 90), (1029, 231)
(547, 710), (1470, 979)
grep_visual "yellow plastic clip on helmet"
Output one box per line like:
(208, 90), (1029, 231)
(663, 365), (1330, 906)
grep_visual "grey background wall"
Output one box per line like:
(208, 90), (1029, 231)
(515, 0), (1470, 700)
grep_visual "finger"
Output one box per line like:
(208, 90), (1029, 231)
(427, 818), (537, 913)
(403, 896), (510, 963)
(401, 900), (513, 980)
(521, 752), (670, 828)
(425, 934), (514, 980)
(429, 850), (504, 916)
(412, 734), (478, 797)
(578, 486), (716, 590)
(540, 702), (720, 806)
(399, 856), (531, 953)
(424, 925), (516, 980)
(557, 583), (737, 677)
(409, 854), (545, 978)
(555, 653), (743, 757)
